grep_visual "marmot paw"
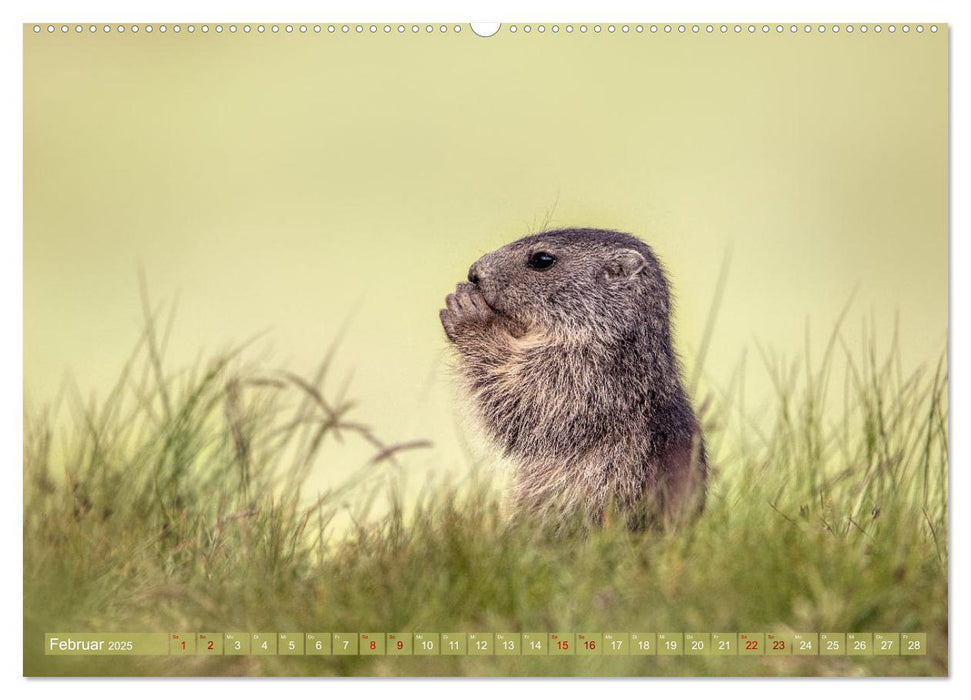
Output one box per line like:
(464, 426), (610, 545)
(441, 282), (497, 342)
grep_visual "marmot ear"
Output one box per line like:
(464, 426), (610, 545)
(603, 249), (646, 282)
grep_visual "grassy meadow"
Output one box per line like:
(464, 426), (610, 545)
(22, 306), (948, 677)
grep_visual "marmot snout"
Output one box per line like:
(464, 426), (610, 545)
(440, 227), (707, 529)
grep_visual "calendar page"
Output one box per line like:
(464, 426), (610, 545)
(22, 20), (947, 677)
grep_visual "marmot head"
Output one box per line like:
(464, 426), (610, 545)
(467, 228), (673, 342)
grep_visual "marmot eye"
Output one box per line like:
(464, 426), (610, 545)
(527, 251), (557, 270)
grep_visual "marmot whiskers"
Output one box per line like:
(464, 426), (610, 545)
(440, 228), (707, 529)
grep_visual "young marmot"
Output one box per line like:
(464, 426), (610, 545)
(440, 227), (707, 529)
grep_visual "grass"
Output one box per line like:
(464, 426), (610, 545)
(22, 305), (948, 677)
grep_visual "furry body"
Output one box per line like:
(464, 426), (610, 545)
(440, 228), (706, 527)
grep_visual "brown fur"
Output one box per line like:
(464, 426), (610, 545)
(440, 228), (707, 529)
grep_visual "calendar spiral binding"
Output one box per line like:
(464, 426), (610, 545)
(28, 23), (943, 37)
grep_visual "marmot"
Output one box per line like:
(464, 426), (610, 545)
(440, 227), (707, 529)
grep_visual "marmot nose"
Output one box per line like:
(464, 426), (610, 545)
(467, 264), (481, 285)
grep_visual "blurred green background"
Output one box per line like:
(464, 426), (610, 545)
(24, 25), (947, 493)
